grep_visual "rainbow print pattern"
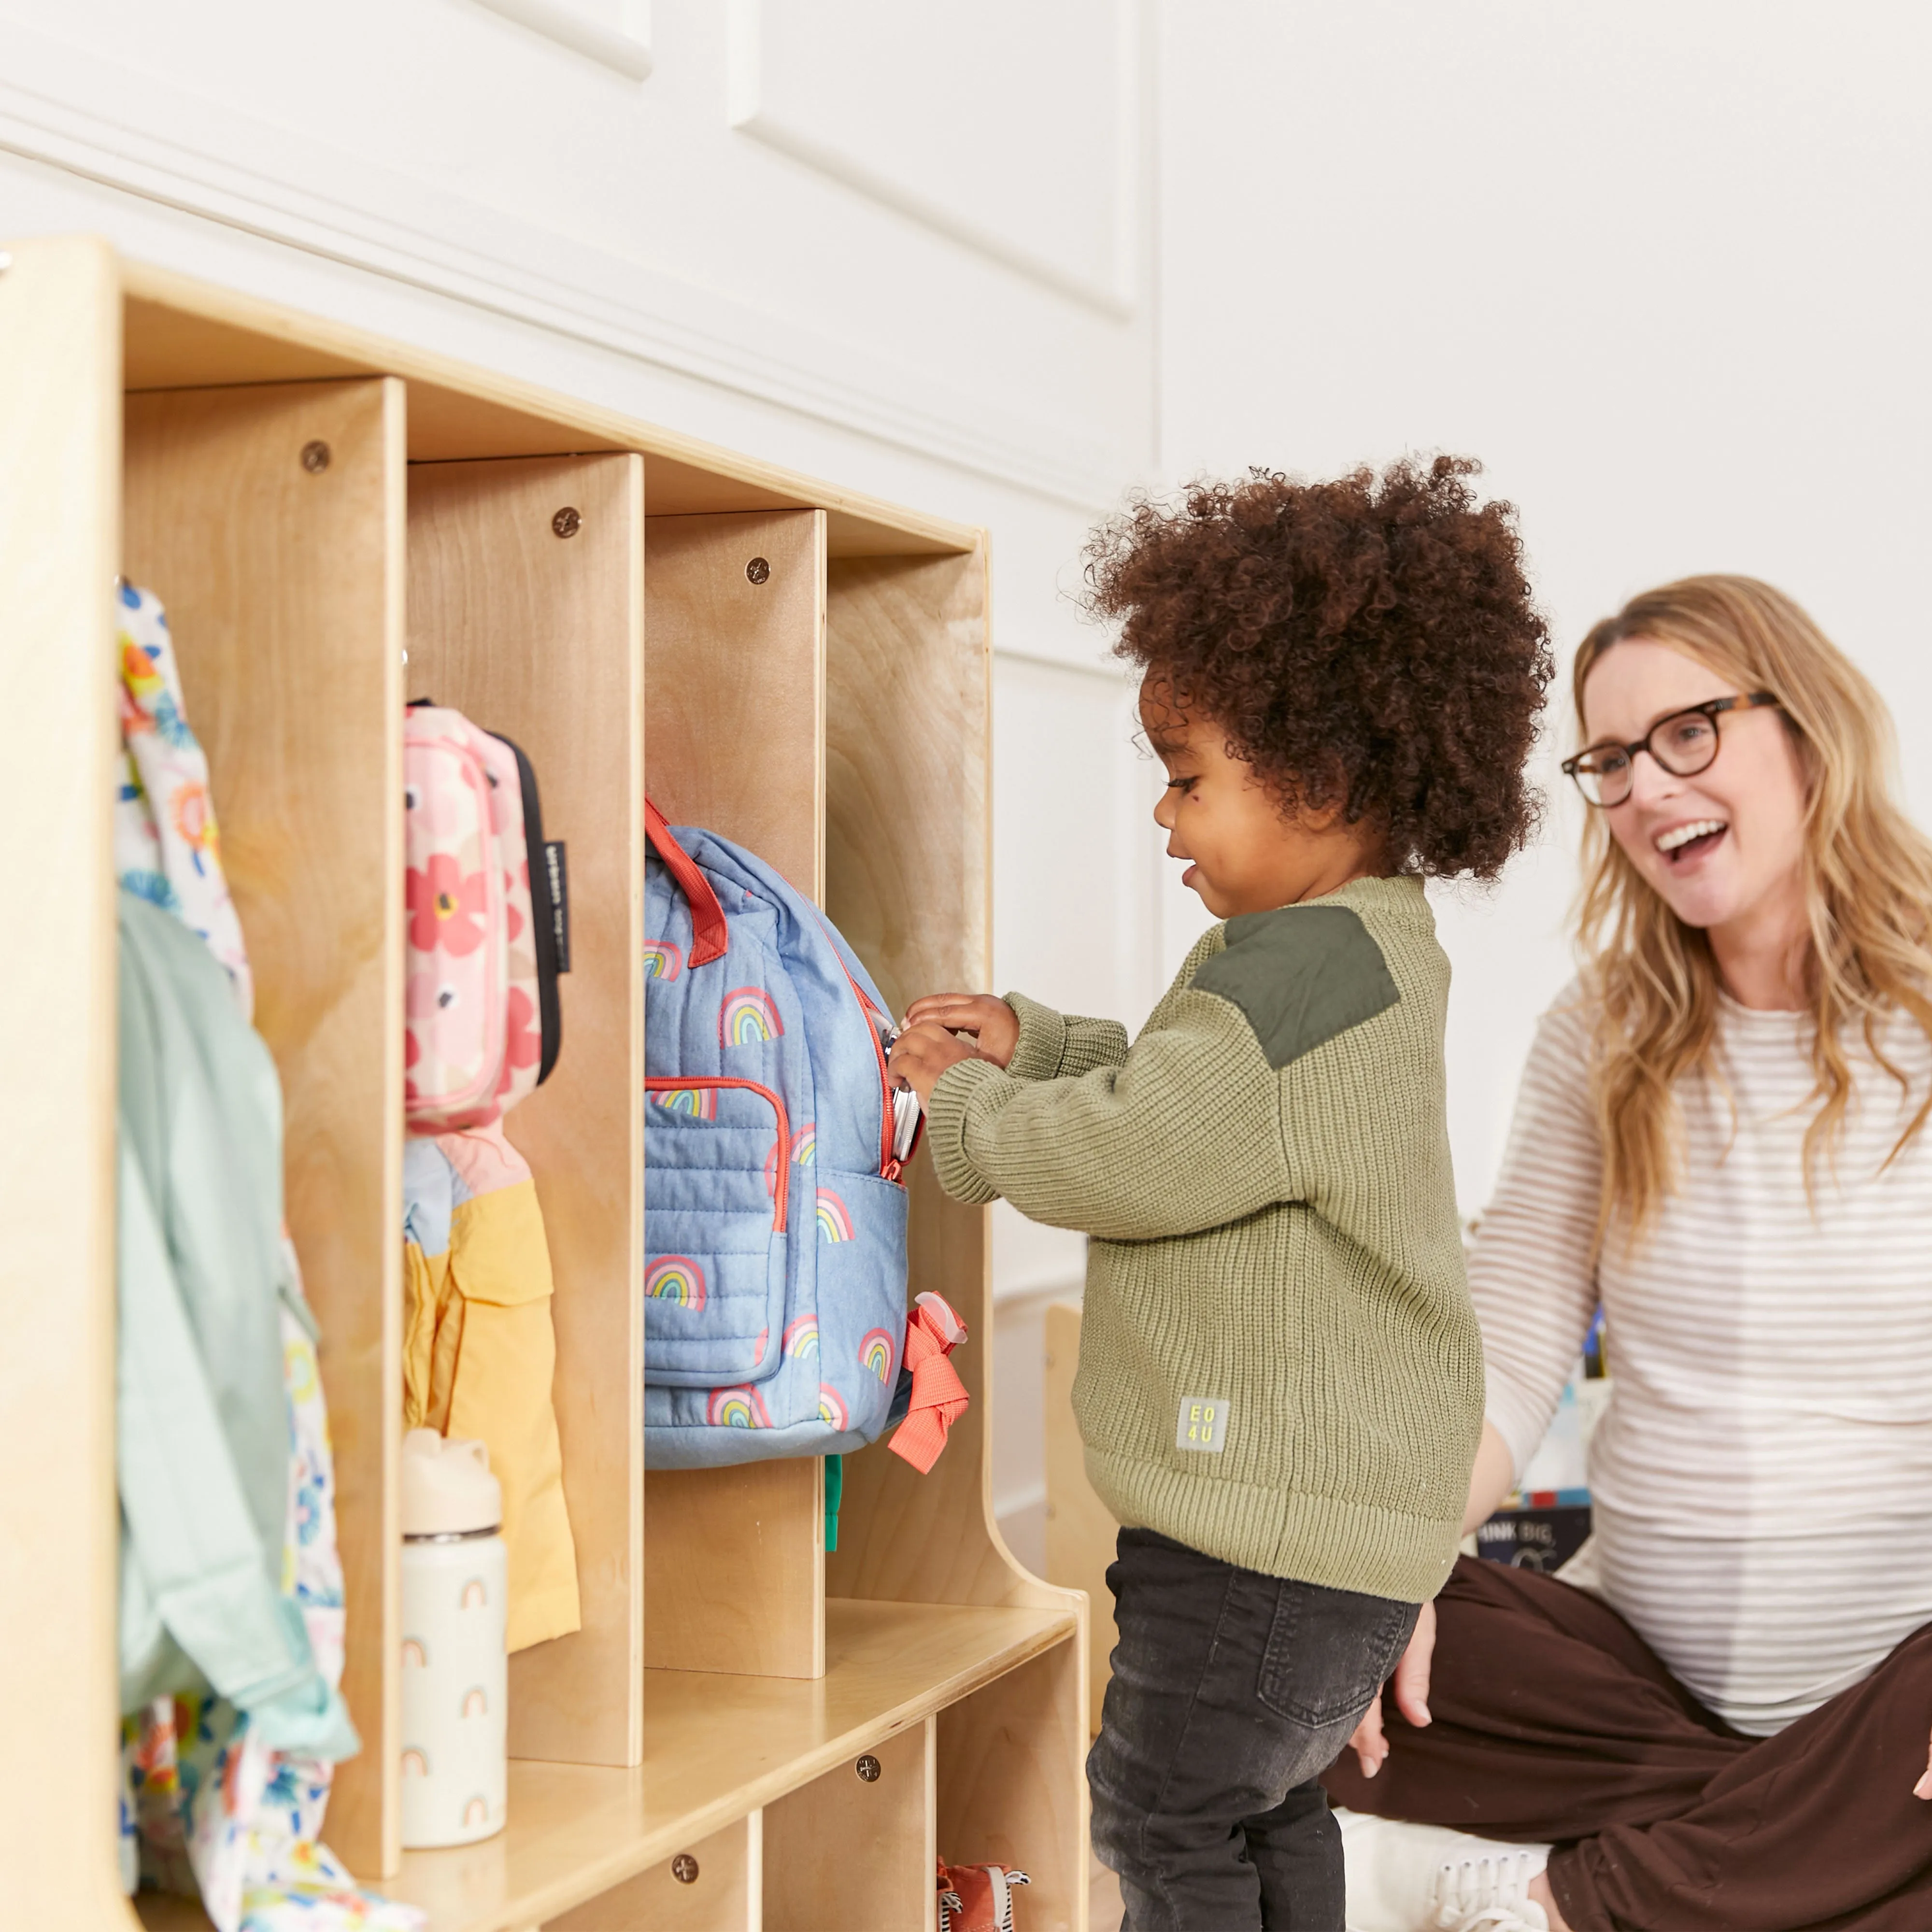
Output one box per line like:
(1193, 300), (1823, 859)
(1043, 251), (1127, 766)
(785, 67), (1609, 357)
(642, 939), (683, 981)
(794, 1123), (817, 1165)
(646, 1254), (708, 1311)
(464, 1795), (489, 1828)
(783, 1314), (821, 1359)
(818, 1386), (849, 1431)
(706, 1385), (773, 1429)
(460, 1578), (488, 1609)
(650, 1086), (719, 1120)
(401, 1638), (427, 1669)
(401, 1748), (429, 1777)
(461, 1686), (488, 1718)
(858, 1327), (895, 1384)
(719, 985), (783, 1046)
(816, 1190), (855, 1244)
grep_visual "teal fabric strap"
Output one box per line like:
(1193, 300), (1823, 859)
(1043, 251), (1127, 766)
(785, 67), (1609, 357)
(824, 1453), (843, 1553)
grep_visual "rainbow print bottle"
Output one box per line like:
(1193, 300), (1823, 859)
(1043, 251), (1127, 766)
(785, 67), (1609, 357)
(399, 1427), (508, 1847)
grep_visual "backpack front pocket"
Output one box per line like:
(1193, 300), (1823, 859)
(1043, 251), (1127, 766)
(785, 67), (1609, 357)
(644, 1077), (794, 1387)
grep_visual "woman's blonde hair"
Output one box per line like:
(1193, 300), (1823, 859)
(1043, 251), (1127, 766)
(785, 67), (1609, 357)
(1574, 574), (1932, 1239)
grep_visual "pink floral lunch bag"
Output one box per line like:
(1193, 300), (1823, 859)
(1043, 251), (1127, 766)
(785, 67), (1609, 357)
(404, 703), (568, 1133)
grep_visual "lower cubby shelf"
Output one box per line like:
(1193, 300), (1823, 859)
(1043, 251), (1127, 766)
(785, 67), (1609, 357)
(137, 1599), (1075, 1932)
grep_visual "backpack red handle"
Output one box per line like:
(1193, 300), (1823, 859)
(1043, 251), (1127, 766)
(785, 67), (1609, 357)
(645, 798), (728, 966)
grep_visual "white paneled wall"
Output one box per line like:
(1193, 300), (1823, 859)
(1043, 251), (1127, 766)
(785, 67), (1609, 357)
(1158, 0), (1932, 1216)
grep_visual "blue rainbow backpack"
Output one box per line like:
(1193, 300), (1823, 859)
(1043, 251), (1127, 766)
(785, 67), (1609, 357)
(642, 801), (913, 1467)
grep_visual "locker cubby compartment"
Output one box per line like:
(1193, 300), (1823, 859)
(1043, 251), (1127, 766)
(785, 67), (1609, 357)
(123, 375), (409, 1874)
(763, 1720), (934, 1931)
(0, 234), (1087, 1932)
(406, 453), (647, 1771)
(642, 506), (829, 1684)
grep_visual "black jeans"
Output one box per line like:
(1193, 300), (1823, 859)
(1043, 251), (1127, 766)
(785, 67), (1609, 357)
(1090, 1528), (1419, 1932)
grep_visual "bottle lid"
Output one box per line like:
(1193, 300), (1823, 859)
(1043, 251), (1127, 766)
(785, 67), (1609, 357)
(400, 1427), (502, 1537)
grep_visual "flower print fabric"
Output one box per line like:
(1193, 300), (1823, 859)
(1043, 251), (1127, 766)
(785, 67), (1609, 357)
(113, 588), (414, 1929)
(113, 580), (253, 1020)
(403, 708), (549, 1131)
(407, 851), (489, 958)
(122, 1269), (420, 1931)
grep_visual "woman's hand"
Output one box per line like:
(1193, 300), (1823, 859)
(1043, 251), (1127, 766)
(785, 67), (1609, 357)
(1915, 1729), (1932, 1801)
(903, 993), (1020, 1069)
(888, 1020), (981, 1106)
(1348, 1598), (1436, 1779)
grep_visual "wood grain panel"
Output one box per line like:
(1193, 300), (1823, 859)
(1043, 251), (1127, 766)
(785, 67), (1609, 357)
(938, 1643), (1089, 1932)
(641, 509), (824, 898)
(544, 1815), (760, 1932)
(1045, 1303), (1115, 1737)
(124, 267), (980, 557)
(644, 1462), (824, 1678)
(407, 454), (646, 1768)
(764, 1719), (934, 1932)
(124, 376), (407, 1875)
(822, 548), (1031, 1611)
(0, 235), (140, 1930)
(643, 508), (826, 1680)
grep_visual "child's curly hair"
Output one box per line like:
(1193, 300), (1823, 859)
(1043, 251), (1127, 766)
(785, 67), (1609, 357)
(1086, 455), (1553, 881)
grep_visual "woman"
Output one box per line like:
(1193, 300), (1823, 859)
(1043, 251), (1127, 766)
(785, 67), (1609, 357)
(1327, 576), (1932, 1932)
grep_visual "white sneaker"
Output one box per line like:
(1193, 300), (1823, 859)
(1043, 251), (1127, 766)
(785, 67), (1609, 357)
(1336, 1809), (1550, 1932)
(1426, 1839), (1548, 1929)
(1436, 1912), (1548, 1932)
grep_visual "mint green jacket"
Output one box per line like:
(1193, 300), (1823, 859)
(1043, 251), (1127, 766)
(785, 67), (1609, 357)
(117, 890), (355, 1757)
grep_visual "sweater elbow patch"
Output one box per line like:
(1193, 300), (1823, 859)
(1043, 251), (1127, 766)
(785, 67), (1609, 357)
(1190, 905), (1399, 1069)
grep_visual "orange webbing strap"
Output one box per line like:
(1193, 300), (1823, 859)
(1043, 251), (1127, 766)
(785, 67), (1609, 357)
(644, 796), (729, 966)
(889, 1293), (970, 1474)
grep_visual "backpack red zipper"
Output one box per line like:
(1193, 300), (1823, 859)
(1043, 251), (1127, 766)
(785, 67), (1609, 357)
(644, 1076), (791, 1233)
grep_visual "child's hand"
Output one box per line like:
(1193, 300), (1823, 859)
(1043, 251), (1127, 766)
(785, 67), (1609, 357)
(903, 994), (1020, 1069)
(889, 1021), (982, 1106)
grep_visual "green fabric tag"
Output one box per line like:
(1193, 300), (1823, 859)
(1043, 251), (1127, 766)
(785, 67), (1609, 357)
(1193, 904), (1400, 1069)
(824, 1453), (843, 1553)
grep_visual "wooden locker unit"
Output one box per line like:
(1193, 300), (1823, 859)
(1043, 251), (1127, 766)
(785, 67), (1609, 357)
(0, 232), (1086, 1932)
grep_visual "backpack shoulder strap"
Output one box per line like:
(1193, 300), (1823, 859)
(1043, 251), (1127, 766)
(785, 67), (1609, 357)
(645, 797), (728, 966)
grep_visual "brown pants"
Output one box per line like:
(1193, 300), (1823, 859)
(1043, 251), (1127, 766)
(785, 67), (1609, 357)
(1324, 1556), (1932, 1932)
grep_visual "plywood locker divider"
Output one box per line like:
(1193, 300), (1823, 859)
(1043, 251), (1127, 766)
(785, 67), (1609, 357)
(0, 235), (131, 1929)
(823, 547), (1017, 1610)
(406, 454), (647, 1769)
(123, 375), (408, 1876)
(545, 1815), (762, 1932)
(642, 509), (827, 1682)
(763, 1720), (935, 1932)
(938, 1643), (1087, 1932)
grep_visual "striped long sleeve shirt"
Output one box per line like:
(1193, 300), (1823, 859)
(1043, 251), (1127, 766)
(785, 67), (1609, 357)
(1474, 983), (1932, 1735)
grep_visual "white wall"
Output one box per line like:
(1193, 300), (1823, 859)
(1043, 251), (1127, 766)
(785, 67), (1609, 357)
(1159, 0), (1932, 1215)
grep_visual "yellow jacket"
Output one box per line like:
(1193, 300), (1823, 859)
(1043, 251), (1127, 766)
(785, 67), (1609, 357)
(402, 1122), (580, 1651)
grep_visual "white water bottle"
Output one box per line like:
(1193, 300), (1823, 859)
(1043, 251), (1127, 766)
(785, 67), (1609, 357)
(399, 1428), (508, 1848)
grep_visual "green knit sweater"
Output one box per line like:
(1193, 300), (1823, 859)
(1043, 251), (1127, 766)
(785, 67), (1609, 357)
(926, 875), (1482, 1604)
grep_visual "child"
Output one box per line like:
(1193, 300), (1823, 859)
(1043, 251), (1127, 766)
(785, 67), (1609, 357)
(888, 458), (1551, 1932)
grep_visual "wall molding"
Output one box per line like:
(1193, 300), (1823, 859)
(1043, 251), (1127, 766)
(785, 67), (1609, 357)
(468, 0), (653, 81)
(0, 23), (1128, 510)
(726, 0), (1140, 318)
